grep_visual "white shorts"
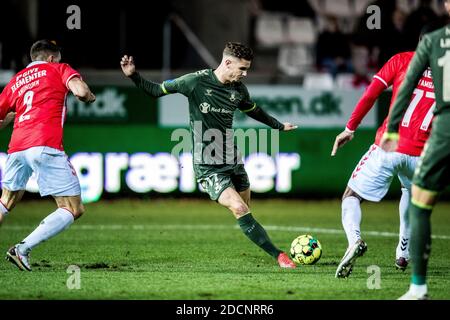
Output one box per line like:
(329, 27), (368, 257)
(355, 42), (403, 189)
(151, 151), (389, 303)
(1, 146), (81, 197)
(347, 144), (418, 202)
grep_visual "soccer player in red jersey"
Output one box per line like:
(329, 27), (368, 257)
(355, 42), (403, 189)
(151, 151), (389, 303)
(331, 27), (438, 278)
(0, 40), (95, 271)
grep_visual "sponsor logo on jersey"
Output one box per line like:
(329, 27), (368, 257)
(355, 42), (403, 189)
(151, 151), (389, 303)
(199, 102), (233, 114)
(199, 102), (211, 113)
(205, 89), (213, 96)
(440, 38), (450, 48)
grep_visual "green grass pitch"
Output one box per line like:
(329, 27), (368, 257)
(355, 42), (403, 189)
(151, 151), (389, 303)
(0, 199), (449, 300)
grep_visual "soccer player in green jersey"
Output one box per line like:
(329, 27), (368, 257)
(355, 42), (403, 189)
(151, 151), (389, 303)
(381, 2), (450, 299)
(121, 42), (297, 268)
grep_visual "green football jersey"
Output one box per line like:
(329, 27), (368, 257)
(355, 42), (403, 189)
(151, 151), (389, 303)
(162, 69), (256, 166)
(388, 25), (450, 133)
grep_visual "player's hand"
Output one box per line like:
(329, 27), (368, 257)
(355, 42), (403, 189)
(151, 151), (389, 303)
(282, 123), (298, 131)
(331, 130), (354, 156)
(0, 112), (15, 130)
(120, 55), (136, 77)
(380, 133), (399, 152)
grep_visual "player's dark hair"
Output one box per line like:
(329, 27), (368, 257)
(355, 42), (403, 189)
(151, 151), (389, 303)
(30, 40), (61, 61)
(419, 22), (444, 40)
(223, 42), (254, 61)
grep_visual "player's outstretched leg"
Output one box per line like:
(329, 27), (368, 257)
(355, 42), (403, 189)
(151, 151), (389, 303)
(6, 207), (76, 271)
(395, 187), (410, 271)
(336, 190), (367, 278)
(219, 188), (295, 268)
(6, 245), (32, 271)
(335, 239), (367, 278)
(237, 213), (296, 269)
(398, 194), (432, 300)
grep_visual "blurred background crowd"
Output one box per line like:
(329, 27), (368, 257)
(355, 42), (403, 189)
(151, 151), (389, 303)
(0, 0), (448, 87)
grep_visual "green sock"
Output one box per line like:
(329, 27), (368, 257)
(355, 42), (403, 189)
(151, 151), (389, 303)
(237, 213), (282, 259)
(409, 202), (432, 285)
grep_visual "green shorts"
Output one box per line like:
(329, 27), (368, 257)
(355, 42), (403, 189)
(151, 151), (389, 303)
(195, 164), (250, 201)
(413, 111), (450, 192)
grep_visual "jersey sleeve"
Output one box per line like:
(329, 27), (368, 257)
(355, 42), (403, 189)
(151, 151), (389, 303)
(56, 63), (81, 89)
(387, 38), (430, 133)
(0, 86), (13, 120)
(346, 55), (405, 131)
(373, 53), (403, 88)
(346, 78), (387, 131)
(161, 71), (200, 97)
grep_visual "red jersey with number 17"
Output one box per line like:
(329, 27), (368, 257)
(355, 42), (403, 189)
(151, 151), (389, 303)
(0, 61), (80, 154)
(346, 52), (435, 156)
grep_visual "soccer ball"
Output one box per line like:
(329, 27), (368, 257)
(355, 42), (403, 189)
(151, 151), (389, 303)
(290, 234), (322, 265)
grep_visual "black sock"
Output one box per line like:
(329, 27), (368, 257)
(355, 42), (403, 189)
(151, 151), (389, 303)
(237, 213), (282, 259)
(409, 202), (432, 285)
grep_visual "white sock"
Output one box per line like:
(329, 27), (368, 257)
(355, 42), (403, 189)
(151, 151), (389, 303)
(410, 283), (427, 296)
(0, 201), (9, 216)
(396, 187), (410, 259)
(18, 208), (74, 254)
(342, 196), (362, 247)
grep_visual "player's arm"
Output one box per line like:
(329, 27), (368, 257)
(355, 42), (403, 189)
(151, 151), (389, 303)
(120, 55), (167, 98)
(332, 54), (401, 156)
(331, 79), (387, 156)
(0, 90), (15, 129)
(0, 112), (16, 130)
(67, 77), (96, 103)
(240, 101), (297, 131)
(382, 38), (430, 152)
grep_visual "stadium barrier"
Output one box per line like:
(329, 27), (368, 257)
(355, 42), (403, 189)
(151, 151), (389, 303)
(1, 85), (421, 203)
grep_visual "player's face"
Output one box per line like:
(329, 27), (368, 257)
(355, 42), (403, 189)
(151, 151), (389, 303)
(226, 57), (251, 82)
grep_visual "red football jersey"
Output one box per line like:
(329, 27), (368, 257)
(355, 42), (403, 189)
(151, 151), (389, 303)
(0, 61), (80, 153)
(346, 52), (435, 156)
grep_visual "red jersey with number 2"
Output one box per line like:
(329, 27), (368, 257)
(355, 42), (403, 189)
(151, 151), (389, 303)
(0, 61), (80, 154)
(346, 52), (435, 156)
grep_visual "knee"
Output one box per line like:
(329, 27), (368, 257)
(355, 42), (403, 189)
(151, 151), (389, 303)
(63, 204), (85, 220)
(73, 204), (85, 220)
(230, 202), (249, 216)
(342, 187), (362, 202)
(1, 198), (14, 212)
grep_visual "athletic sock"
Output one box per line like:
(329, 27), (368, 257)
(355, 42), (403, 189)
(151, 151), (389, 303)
(0, 201), (9, 216)
(18, 208), (74, 254)
(409, 202), (432, 286)
(237, 213), (282, 259)
(341, 196), (362, 247)
(396, 187), (410, 259)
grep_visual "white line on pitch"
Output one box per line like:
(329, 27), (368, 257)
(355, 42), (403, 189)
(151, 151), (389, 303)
(2, 224), (450, 240)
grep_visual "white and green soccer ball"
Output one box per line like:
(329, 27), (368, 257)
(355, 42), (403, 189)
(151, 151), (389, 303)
(290, 234), (322, 265)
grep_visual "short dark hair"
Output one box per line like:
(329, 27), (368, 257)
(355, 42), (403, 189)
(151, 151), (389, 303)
(223, 42), (254, 61)
(30, 40), (61, 61)
(419, 22), (444, 40)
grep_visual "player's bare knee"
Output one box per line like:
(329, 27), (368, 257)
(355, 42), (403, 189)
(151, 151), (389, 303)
(230, 202), (249, 216)
(0, 199), (13, 212)
(1, 190), (24, 212)
(72, 204), (85, 220)
(60, 204), (85, 220)
(342, 187), (362, 202)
